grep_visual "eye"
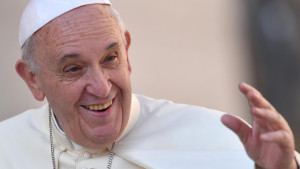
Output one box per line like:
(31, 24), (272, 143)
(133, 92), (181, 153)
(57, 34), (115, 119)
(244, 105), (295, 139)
(102, 54), (119, 69)
(66, 67), (80, 72)
(62, 65), (83, 79)
(64, 65), (81, 73)
(104, 55), (117, 63)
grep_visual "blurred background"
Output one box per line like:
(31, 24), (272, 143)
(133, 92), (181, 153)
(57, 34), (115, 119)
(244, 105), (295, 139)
(0, 0), (299, 149)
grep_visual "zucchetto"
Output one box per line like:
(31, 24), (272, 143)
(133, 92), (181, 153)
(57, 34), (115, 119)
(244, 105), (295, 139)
(19, 0), (111, 48)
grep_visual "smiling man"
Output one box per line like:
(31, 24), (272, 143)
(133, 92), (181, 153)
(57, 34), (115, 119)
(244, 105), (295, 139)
(18, 4), (133, 149)
(0, 0), (299, 169)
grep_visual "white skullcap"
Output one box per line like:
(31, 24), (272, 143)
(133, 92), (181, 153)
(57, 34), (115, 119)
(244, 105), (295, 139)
(19, 0), (111, 48)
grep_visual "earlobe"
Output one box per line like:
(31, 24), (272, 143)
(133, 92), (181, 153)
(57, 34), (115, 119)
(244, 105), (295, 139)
(127, 58), (132, 73)
(15, 59), (45, 101)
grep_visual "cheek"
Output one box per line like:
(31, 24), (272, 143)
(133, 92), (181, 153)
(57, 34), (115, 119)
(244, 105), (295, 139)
(112, 66), (131, 87)
(46, 81), (86, 108)
(49, 82), (86, 124)
(61, 83), (86, 101)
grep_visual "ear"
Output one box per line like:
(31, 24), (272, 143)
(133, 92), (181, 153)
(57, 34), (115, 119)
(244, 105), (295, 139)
(125, 30), (131, 51)
(15, 59), (45, 101)
(124, 30), (132, 73)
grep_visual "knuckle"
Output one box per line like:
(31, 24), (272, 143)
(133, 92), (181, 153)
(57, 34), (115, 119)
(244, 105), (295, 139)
(280, 131), (290, 139)
(276, 112), (281, 121)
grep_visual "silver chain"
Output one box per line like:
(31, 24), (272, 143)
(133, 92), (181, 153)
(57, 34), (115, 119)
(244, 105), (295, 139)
(48, 105), (116, 169)
(107, 142), (116, 169)
(49, 105), (57, 169)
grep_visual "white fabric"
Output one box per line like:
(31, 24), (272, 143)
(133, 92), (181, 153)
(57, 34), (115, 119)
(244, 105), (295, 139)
(19, 0), (111, 48)
(0, 94), (255, 168)
(117, 95), (254, 168)
(296, 151), (300, 168)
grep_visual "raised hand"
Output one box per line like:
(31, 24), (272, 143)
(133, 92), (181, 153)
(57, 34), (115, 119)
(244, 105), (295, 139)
(221, 82), (297, 169)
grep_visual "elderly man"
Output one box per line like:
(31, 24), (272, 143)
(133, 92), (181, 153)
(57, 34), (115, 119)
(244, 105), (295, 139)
(0, 0), (299, 168)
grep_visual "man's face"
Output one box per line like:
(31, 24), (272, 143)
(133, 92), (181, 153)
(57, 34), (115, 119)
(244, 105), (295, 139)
(32, 5), (132, 148)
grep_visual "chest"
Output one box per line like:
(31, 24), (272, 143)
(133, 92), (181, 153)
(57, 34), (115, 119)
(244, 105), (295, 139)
(57, 150), (144, 169)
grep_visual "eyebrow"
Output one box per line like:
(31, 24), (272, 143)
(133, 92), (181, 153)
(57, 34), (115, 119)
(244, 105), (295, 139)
(58, 53), (79, 65)
(58, 42), (120, 64)
(106, 42), (119, 50)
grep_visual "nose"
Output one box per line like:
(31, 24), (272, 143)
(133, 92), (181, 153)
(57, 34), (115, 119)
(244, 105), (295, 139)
(85, 67), (111, 97)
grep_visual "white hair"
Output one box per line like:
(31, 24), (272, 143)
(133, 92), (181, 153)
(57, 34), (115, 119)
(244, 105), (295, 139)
(21, 5), (127, 73)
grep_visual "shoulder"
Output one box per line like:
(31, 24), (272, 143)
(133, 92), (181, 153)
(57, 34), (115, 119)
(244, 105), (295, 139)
(0, 104), (50, 150)
(135, 94), (226, 128)
(125, 95), (244, 150)
(0, 104), (51, 168)
(0, 104), (49, 135)
(117, 95), (253, 168)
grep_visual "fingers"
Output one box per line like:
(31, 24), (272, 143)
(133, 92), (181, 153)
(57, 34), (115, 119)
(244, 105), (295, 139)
(261, 130), (294, 146)
(221, 114), (252, 144)
(252, 107), (294, 148)
(252, 107), (290, 131)
(239, 82), (292, 134)
(260, 130), (295, 154)
(222, 108), (292, 145)
(239, 82), (275, 111)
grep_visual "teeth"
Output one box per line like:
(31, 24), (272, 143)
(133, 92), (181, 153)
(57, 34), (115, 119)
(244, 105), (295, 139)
(85, 100), (112, 111)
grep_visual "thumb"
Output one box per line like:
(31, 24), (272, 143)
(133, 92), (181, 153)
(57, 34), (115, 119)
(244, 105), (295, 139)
(221, 114), (252, 144)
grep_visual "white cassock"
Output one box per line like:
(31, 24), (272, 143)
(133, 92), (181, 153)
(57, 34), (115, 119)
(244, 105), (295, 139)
(0, 94), (254, 169)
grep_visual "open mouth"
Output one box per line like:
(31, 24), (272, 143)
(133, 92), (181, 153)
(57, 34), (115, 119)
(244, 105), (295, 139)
(82, 100), (113, 112)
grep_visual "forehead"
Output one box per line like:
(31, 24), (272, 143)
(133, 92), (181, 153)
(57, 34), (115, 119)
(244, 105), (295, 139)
(33, 4), (120, 56)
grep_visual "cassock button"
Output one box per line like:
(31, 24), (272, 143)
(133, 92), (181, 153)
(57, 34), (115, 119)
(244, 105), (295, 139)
(83, 152), (92, 159)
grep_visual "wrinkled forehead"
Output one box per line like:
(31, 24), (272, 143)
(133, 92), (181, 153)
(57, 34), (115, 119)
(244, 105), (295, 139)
(19, 0), (111, 48)
(38, 4), (113, 35)
(33, 5), (120, 56)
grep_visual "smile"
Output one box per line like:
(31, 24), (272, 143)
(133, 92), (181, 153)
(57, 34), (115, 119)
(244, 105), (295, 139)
(83, 100), (113, 111)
